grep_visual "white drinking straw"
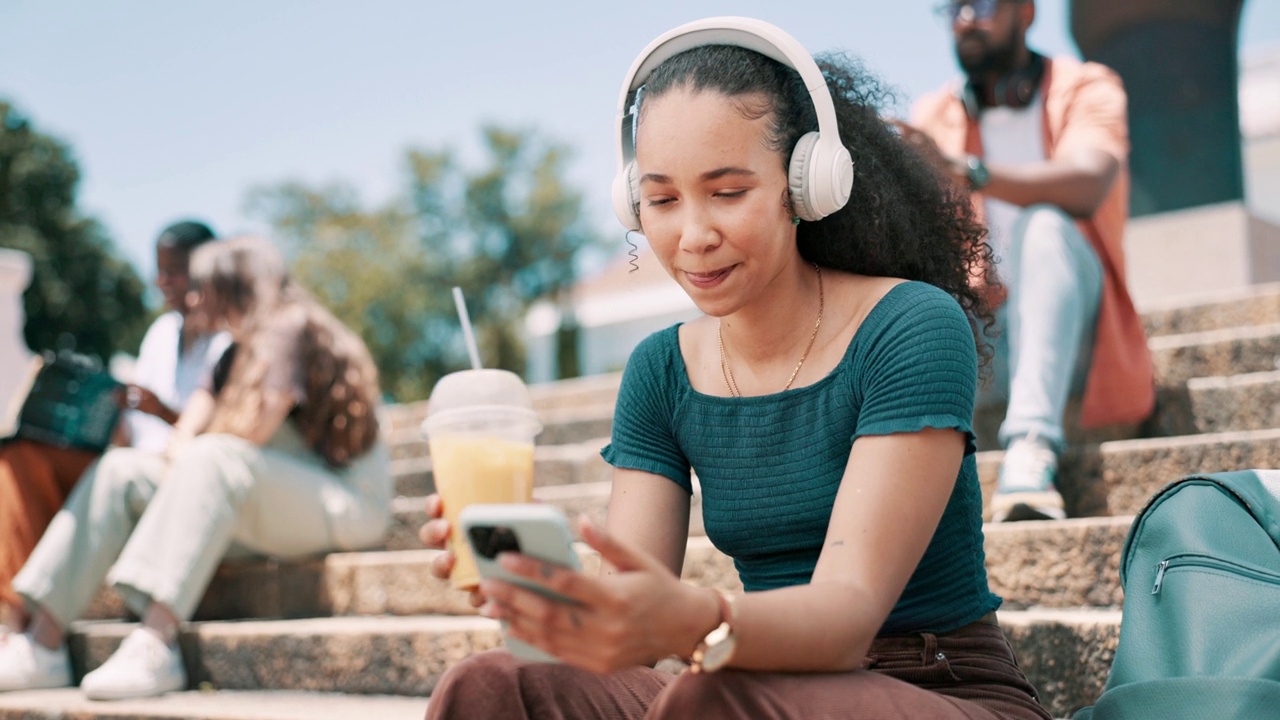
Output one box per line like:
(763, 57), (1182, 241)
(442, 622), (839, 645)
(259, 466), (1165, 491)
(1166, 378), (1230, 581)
(452, 286), (483, 370)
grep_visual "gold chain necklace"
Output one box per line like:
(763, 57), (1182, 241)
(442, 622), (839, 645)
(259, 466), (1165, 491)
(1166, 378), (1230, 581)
(718, 264), (823, 397)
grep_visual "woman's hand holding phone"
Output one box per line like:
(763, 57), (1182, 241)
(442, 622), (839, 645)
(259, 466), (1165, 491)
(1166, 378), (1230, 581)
(419, 494), (486, 609)
(479, 514), (716, 674)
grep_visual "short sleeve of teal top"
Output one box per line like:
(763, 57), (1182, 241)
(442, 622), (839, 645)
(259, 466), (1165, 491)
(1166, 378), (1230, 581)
(601, 281), (1001, 635)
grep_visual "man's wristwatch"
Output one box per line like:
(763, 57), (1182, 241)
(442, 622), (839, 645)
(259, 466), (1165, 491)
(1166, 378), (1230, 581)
(689, 590), (738, 674)
(964, 154), (990, 191)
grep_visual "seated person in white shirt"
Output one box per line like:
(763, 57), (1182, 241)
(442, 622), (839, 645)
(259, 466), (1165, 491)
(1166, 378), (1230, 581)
(0, 220), (230, 631)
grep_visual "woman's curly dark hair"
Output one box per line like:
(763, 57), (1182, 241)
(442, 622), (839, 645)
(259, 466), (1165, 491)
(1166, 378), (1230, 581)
(639, 46), (999, 369)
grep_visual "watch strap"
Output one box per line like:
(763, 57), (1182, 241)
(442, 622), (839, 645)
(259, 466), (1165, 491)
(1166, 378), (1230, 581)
(965, 154), (990, 191)
(689, 589), (737, 674)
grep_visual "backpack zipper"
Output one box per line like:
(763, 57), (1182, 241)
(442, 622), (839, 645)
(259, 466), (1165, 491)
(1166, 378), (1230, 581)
(1152, 553), (1280, 595)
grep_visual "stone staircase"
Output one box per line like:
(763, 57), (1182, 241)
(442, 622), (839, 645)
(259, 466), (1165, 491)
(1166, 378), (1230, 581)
(1, 282), (1276, 720)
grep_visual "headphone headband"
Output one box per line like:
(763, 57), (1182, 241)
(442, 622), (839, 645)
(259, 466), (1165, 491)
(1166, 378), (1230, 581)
(612, 17), (853, 231)
(615, 18), (841, 137)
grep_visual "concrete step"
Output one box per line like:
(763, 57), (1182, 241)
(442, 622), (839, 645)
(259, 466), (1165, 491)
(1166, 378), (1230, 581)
(1052, 426), (1280, 518)
(382, 374), (625, 436)
(1001, 608), (1120, 720)
(0, 689), (427, 720)
(385, 410), (616, 464)
(1140, 281), (1280, 338)
(529, 373), (625, 414)
(381, 400), (429, 437)
(84, 511), (1131, 627)
(67, 615), (500, 697)
(942, 359), (1280, 449)
(56, 607), (1115, 720)
(385, 400), (616, 460)
(390, 437), (612, 497)
(1148, 322), (1280, 387)
(82, 549), (475, 625)
(974, 426), (1280, 519)
(385, 482), (617, 550)
(983, 517), (1129, 610)
(386, 479), (706, 551)
(1184, 369), (1280, 434)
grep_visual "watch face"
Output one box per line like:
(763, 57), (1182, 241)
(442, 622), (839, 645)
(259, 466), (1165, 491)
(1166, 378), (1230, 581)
(701, 635), (737, 672)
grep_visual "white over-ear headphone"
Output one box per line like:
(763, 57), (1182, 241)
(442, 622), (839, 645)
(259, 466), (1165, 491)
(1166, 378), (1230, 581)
(611, 16), (855, 232)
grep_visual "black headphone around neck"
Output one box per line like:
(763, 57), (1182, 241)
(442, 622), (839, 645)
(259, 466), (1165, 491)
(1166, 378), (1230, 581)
(961, 52), (1045, 119)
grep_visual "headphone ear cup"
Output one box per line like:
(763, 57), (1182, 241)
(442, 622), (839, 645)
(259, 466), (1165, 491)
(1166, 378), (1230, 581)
(611, 161), (641, 231)
(789, 132), (854, 222)
(1007, 72), (1035, 107)
(788, 132), (819, 221)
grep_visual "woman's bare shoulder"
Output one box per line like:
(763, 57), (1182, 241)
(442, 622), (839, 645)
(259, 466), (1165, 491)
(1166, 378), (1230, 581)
(829, 272), (908, 300)
(824, 272), (909, 329)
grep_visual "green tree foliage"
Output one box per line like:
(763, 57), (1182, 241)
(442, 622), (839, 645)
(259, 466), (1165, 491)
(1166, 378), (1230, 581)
(247, 126), (603, 402)
(0, 101), (149, 361)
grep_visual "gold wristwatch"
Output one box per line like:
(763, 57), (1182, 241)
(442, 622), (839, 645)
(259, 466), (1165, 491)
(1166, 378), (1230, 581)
(689, 589), (738, 674)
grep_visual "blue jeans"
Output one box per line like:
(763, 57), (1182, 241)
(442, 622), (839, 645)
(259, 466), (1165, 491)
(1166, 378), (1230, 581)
(977, 205), (1103, 452)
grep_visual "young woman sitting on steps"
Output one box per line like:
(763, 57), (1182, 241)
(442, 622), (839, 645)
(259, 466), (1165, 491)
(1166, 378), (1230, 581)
(418, 17), (1052, 720)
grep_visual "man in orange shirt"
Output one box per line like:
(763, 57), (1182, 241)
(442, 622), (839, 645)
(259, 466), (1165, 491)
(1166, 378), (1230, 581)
(899, 0), (1154, 521)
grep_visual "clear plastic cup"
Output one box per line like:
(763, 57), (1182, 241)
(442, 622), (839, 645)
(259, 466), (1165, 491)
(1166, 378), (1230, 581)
(422, 369), (542, 590)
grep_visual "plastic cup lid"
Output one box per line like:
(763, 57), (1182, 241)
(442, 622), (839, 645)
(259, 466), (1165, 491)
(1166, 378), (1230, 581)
(421, 368), (541, 437)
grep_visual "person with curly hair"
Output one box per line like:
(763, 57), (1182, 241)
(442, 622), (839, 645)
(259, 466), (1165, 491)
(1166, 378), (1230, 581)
(419, 17), (1050, 719)
(899, 0), (1155, 522)
(0, 236), (391, 700)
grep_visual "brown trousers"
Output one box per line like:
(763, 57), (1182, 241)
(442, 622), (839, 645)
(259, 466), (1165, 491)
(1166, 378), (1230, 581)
(425, 613), (1051, 720)
(0, 440), (98, 610)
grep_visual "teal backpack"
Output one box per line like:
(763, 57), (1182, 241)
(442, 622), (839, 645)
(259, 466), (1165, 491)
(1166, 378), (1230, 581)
(1073, 470), (1280, 719)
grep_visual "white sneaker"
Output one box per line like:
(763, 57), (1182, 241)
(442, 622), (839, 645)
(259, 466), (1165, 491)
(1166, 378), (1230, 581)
(992, 435), (1066, 522)
(0, 632), (71, 692)
(80, 628), (186, 701)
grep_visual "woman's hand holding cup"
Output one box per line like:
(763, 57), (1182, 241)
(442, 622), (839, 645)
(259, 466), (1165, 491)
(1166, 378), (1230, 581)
(420, 494), (487, 609)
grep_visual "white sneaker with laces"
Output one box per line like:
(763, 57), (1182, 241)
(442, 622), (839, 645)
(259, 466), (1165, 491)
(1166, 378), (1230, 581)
(0, 632), (71, 692)
(80, 628), (186, 701)
(992, 434), (1066, 522)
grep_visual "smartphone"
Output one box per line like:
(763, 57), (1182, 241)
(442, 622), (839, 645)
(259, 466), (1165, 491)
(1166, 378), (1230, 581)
(459, 503), (583, 663)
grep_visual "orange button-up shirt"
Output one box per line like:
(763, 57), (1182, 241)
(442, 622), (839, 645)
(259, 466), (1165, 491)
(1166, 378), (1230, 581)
(911, 56), (1155, 428)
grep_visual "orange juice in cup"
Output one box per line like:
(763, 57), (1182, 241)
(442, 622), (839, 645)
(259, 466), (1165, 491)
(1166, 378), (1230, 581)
(422, 369), (541, 590)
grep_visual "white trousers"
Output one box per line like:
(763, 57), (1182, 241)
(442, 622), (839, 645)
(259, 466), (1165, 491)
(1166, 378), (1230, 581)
(13, 424), (391, 627)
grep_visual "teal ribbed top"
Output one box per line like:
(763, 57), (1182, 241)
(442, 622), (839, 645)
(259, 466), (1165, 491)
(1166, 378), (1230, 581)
(601, 281), (1000, 634)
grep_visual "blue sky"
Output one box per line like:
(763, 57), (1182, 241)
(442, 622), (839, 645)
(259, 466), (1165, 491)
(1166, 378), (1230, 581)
(3, 1), (1278, 285)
